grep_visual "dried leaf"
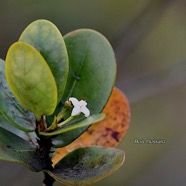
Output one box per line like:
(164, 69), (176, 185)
(5, 42), (58, 120)
(52, 87), (130, 165)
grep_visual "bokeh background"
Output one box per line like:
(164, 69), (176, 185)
(0, 0), (186, 185)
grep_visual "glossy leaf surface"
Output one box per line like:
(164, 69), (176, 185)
(0, 59), (35, 131)
(63, 29), (116, 113)
(52, 87), (130, 164)
(5, 42), (57, 120)
(0, 127), (49, 172)
(19, 19), (69, 103)
(52, 29), (116, 147)
(40, 114), (105, 136)
(47, 146), (124, 186)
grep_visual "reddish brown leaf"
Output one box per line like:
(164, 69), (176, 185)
(52, 87), (130, 165)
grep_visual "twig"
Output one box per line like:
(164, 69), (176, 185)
(113, 0), (175, 63)
(119, 59), (186, 103)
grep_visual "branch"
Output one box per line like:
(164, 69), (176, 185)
(43, 172), (55, 186)
(119, 59), (186, 103)
(113, 0), (175, 63)
(35, 117), (56, 186)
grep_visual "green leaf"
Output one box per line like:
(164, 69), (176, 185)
(0, 127), (49, 172)
(0, 115), (33, 142)
(52, 29), (116, 147)
(46, 146), (124, 185)
(52, 125), (88, 148)
(19, 19), (69, 103)
(0, 59), (35, 131)
(40, 114), (105, 137)
(5, 42), (58, 120)
(63, 29), (116, 113)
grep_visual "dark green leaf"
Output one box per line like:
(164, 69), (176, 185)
(0, 127), (49, 172)
(0, 59), (35, 132)
(52, 29), (116, 147)
(40, 114), (105, 137)
(19, 19), (69, 103)
(63, 29), (116, 113)
(46, 146), (124, 185)
(0, 115), (35, 142)
(5, 42), (58, 120)
(51, 124), (88, 148)
(0, 114), (38, 146)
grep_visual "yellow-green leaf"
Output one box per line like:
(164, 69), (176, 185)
(5, 42), (57, 120)
(0, 59), (35, 132)
(19, 19), (69, 103)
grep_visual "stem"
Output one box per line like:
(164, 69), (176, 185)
(38, 136), (55, 186)
(58, 115), (74, 127)
(36, 115), (47, 132)
(56, 108), (70, 123)
(43, 172), (55, 186)
(36, 117), (56, 186)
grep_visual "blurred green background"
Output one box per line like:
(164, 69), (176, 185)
(0, 0), (186, 185)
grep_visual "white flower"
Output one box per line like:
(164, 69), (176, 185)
(69, 97), (90, 117)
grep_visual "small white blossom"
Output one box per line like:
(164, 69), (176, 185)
(69, 97), (90, 117)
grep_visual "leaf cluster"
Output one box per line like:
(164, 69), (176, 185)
(0, 20), (128, 185)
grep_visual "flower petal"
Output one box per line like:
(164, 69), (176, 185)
(71, 107), (80, 116)
(82, 107), (90, 117)
(69, 97), (79, 107)
(79, 100), (87, 107)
